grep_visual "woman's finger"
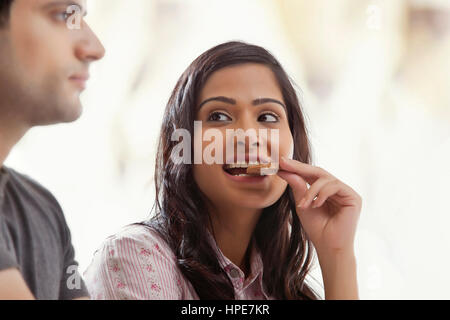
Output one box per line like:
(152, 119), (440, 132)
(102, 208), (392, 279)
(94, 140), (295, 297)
(297, 177), (335, 209)
(276, 170), (308, 203)
(313, 180), (356, 208)
(279, 157), (333, 185)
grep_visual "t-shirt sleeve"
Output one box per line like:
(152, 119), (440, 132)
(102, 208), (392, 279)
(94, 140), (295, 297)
(0, 243), (19, 272)
(0, 216), (19, 272)
(57, 213), (89, 300)
(83, 227), (183, 300)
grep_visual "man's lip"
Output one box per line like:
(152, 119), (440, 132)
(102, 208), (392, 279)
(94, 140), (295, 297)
(69, 74), (89, 90)
(69, 74), (90, 81)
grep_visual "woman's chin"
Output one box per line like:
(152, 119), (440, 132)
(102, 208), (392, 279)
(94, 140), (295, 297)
(223, 189), (282, 210)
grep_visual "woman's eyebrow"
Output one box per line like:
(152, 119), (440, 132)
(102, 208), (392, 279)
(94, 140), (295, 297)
(198, 96), (286, 110)
(253, 98), (286, 110)
(198, 96), (236, 109)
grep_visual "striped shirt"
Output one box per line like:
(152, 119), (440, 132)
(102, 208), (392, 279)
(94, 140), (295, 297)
(83, 224), (273, 299)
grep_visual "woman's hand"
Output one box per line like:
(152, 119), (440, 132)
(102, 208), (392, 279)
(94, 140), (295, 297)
(276, 157), (362, 257)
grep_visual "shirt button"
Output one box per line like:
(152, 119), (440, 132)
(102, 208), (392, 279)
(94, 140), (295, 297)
(229, 268), (240, 279)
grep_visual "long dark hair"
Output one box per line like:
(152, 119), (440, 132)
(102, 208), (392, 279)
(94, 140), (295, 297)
(0, 0), (13, 27)
(143, 41), (320, 300)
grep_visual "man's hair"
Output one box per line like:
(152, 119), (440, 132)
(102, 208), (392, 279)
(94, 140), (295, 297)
(0, 0), (13, 27)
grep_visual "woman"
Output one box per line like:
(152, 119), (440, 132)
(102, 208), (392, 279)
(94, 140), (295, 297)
(84, 41), (362, 300)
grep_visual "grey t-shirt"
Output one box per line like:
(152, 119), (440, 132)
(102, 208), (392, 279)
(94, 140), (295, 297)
(0, 166), (88, 300)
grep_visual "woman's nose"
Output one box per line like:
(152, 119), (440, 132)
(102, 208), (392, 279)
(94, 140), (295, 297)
(237, 139), (259, 149)
(231, 112), (273, 161)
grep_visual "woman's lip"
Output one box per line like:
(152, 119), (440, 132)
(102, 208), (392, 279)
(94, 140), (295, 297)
(222, 167), (268, 183)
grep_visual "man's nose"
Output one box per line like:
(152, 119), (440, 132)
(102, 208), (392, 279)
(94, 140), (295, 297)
(75, 23), (106, 63)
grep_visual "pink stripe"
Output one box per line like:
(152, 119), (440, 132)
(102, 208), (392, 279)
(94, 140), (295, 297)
(117, 237), (142, 298)
(164, 256), (177, 297)
(152, 244), (167, 297)
(121, 237), (142, 298)
(100, 242), (117, 299)
(124, 237), (148, 298)
(154, 232), (180, 298)
(154, 243), (175, 298)
(127, 237), (152, 298)
(102, 242), (118, 299)
(160, 253), (174, 297)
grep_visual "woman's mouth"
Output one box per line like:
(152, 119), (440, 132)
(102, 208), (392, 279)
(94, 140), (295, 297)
(222, 162), (277, 184)
(223, 163), (252, 176)
(223, 162), (278, 176)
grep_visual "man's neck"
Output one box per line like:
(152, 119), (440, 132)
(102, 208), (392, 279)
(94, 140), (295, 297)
(0, 117), (29, 167)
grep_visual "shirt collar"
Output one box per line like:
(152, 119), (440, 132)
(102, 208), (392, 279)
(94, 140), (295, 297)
(205, 228), (269, 299)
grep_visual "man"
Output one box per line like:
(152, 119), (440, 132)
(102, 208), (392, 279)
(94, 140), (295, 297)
(0, 0), (104, 299)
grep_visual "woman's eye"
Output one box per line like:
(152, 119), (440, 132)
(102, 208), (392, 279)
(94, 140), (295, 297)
(258, 113), (279, 123)
(208, 112), (232, 122)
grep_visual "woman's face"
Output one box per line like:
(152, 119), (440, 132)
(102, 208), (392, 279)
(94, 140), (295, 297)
(193, 63), (294, 211)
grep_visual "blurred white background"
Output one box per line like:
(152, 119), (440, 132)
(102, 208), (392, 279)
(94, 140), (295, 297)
(5, 0), (450, 299)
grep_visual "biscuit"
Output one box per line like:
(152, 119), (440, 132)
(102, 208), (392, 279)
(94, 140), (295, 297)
(246, 163), (278, 176)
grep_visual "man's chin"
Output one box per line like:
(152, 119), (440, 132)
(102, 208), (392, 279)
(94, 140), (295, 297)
(34, 103), (83, 126)
(60, 106), (83, 124)
(59, 97), (84, 121)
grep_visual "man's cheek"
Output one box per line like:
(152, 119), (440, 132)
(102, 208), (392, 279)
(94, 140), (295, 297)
(11, 18), (45, 68)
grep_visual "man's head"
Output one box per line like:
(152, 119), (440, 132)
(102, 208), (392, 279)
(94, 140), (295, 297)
(0, 0), (105, 127)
